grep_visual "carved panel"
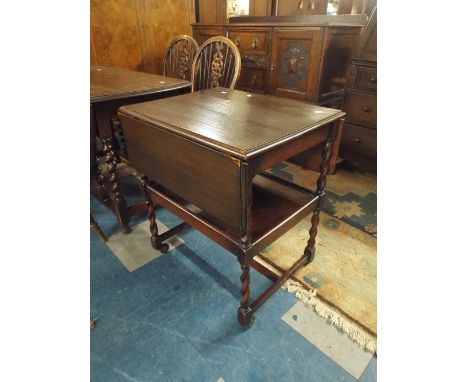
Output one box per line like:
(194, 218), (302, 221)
(278, 41), (310, 90)
(270, 28), (322, 101)
(241, 54), (267, 68)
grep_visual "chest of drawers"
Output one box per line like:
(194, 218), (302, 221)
(340, 7), (377, 172)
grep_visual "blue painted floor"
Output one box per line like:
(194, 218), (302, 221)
(91, 176), (377, 382)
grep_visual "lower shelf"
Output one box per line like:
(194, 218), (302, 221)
(147, 173), (318, 257)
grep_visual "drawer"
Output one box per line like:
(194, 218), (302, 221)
(193, 27), (225, 45)
(227, 30), (269, 54)
(341, 123), (376, 158)
(241, 53), (268, 69)
(354, 65), (377, 91)
(237, 67), (266, 93)
(343, 91), (377, 127)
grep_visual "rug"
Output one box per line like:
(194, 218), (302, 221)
(111, 161), (377, 350)
(268, 162), (377, 237)
(260, 162), (377, 349)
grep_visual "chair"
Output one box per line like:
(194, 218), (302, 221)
(163, 35), (199, 81)
(191, 36), (241, 92)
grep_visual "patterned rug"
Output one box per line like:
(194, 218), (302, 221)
(260, 162), (377, 343)
(111, 161), (377, 348)
(268, 162), (377, 237)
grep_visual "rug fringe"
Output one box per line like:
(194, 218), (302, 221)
(282, 280), (377, 353)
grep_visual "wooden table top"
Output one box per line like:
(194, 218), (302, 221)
(90, 66), (191, 103)
(119, 88), (345, 159)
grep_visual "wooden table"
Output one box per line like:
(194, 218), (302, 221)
(90, 66), (191, 233)
(118, 88), (345, 327)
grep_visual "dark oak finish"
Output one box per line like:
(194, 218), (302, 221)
(270, 27), (322, 102)
(90, 66), (191, 232)
(164, 35), (199, 81)
(340, 6), (377, 172)
(192, 15), (365, 173)
(118, 88), (344, 326)
(192, 36), (242, 91)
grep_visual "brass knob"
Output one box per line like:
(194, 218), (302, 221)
(362, 106), (370, 112)
(251, 38), (258, 49)
(271, 64), (275, 71)
(309, 1), (315, 10)
(251, 75), (257, 88)
(370, 76), (377, 83)
(298, 1), (304, 10)
(354, 138), (362, 144)
(234, 37), (240, 47)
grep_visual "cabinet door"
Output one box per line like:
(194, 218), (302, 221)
(269, 28), (323, 102)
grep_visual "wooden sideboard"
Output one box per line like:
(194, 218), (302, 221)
(197, 0), (375, 22)
(192, 15), (366, 172)
(339, 6), (376, 172)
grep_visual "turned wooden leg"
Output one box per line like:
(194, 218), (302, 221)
(103, 137), (130, 234)
(304, 121), (339, 265)
(91, 105), (109, 202)
(111, 118), (128, 158)
(237, 256), (254, 327)
(140, 176), (169, 253)
(91, 158), (109, 202)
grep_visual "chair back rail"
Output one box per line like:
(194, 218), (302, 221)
(164, 35), (199, 81)
(191, 36), (241, 92)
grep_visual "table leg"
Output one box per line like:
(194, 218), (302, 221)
(111, 118), (128, 158)
(303, 120), (340, 265)
(91, 158), (109, 202)
(91, 104), (109, 202)
(237, 255), (254, 327)
(141, 177), (169, 253)
(103, 137), (130, 234)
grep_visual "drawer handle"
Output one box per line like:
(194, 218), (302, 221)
(362, 106), (370, 112)
(251, 75), (258, 88)
(234, 37), (240, 47)
(354, 138), (362, 144)
(298, 1), (304, 10)
(251, 38), (258, 49)
(270, 64), (275, 71)
(370, 76), (377, 83)
(309, 1), (315, 10)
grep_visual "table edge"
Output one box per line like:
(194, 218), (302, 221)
(118, 107), (346, 160)
(90, 81), (192, 104)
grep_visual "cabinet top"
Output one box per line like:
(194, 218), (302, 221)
(192, 14), (368, 28)
(119, 88), (344, 160)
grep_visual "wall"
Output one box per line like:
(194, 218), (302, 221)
(90, 0), (195, 74)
